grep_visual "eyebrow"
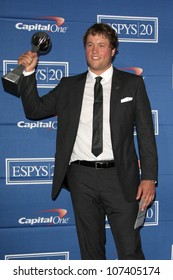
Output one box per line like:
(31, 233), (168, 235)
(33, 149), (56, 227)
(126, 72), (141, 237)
(86, 41), (108, 46)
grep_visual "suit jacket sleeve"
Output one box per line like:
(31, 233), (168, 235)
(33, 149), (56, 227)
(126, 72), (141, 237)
(135, 76), (158, 181)
(20, 72), (60, 120)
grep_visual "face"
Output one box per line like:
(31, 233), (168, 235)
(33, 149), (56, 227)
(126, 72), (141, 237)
(85, 33), (116, 75)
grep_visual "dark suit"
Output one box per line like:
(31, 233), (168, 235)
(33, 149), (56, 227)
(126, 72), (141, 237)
(20, 67), (158, 259)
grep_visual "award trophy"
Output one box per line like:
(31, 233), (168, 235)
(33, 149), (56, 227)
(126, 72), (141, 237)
(1, 32), (51, 97)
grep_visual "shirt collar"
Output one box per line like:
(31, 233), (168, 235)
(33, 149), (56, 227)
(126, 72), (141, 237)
(87, 65), (113, 82)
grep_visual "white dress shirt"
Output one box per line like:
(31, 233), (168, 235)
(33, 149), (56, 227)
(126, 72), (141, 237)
(23, 67), (114, 162)
(70, 65), (114, 162)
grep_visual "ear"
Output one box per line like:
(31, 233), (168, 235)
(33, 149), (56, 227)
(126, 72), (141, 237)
(111, 48), (116, 57)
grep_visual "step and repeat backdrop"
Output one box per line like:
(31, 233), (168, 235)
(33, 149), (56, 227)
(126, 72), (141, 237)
(0, 0), (173, 260)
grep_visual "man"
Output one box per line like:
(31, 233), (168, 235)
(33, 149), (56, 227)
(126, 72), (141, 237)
(18, 23), (158, 260)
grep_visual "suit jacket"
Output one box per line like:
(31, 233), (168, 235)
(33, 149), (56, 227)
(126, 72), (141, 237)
(20, 67), (158, 202)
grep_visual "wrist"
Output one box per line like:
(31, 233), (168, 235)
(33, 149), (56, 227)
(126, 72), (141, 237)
(23, 70), (35, 76)
(151, 180), (157, 184)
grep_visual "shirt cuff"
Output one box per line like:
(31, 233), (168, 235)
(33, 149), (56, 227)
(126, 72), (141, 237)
(23, 70), (35, 76)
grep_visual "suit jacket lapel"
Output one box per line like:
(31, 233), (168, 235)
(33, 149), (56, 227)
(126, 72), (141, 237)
(110, 68), (122, 148)
(68, 72), (87, 141)
(110, 67), (122, 120)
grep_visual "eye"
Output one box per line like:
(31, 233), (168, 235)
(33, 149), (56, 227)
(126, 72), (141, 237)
(86, 43), (93, 47)
(98, 44), (106, 48)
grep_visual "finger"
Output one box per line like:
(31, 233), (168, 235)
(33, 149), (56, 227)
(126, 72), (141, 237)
(136, 186), (142, 200)
(141, 192), (155, 210)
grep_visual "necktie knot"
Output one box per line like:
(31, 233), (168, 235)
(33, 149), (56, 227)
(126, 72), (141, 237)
(95, 76), (102, 83)
(94, 76), (103, 103)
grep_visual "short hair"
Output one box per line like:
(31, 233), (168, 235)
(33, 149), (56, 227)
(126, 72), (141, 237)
(83, 23), (119, 53)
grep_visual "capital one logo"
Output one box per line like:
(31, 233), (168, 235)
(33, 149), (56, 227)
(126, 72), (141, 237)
(2, 60), (69, 88)
(97, 15), (158, 43)
(15, 16), (68, 33)
(18, 209), (70, 226)
(17, 120), (58, 130)
(6, 158), (54, 185)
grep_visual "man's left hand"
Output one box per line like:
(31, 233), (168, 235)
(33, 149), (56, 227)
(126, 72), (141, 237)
(136, 180), (156, 211)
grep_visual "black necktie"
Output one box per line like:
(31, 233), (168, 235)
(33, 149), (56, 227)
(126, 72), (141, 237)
(91, 76), (103, 157)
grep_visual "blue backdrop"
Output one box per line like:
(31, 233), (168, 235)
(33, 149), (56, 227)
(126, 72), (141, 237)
(0, 0), (173, 260)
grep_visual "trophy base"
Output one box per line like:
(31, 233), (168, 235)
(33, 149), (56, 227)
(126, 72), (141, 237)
(1, 71), (23, 98)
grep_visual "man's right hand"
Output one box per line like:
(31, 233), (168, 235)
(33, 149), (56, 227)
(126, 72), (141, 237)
(18, 51), (38, 72)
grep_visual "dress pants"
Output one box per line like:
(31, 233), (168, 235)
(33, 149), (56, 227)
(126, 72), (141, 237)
(67, 162), (145, 260)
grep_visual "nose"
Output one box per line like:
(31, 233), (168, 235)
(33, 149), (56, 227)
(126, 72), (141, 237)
(92, 45), (99, 53)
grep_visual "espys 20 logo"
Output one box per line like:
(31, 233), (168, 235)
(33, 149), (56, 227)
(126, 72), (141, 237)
(97, 15), (158, 43)
(6, 158), (55, 185)
(3, 60), (69, 88)
(5, 252), (69, 260)
(106, 201), (159, 228)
